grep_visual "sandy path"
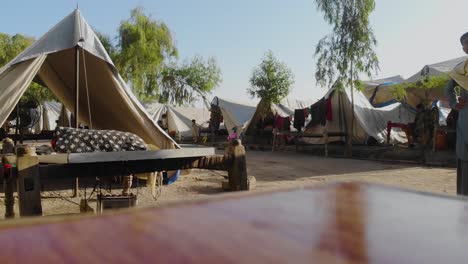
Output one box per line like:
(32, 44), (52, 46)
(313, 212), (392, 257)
(0, 150), (457, 217)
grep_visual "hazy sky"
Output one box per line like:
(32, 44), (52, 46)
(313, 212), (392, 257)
(2, 0), (468, 103)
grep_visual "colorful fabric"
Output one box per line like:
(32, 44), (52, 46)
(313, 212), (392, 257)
(54, 127), (147, 153)
(275, 115), (284, 129)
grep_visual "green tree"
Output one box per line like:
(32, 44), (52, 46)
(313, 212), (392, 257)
(95, 31), (118, 62)
(248, 51), (294, 104)
(0, 33), (34, 66)
(159, 56), (222, 106)
(314, 0), (379, 157)
(116, 7), (178, 102)
(392, 75), (449, 105)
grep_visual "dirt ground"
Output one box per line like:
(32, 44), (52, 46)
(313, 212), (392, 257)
(0, 150), (457, 218)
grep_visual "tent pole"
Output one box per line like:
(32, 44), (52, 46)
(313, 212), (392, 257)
(15, 103), (19, 145)
(73, 45), (80, 198)
(74, 45), (80, 128)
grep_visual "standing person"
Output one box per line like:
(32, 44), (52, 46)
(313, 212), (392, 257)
(227, 127), (238, 141)
(161, 114), (168, 131)
(446, 32), (468, 195)
(191, 119), (200, 143)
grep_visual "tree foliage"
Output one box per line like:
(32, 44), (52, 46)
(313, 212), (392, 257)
(314, 0), (379, 91)
(0, 33), (34, 67)
(95, 31), (118, 62)
(391, 75), (449, 104)
(160, 56), (222, 106)
(95, 7), (221, 105)
(0, 33), (55, 104)
(116, 7), (178, 101)
(248, 51), (294, 104)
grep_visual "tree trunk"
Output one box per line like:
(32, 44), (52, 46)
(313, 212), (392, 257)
(345, 68), (355, 158)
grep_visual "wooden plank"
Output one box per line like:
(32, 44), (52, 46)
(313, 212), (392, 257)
(17, 155), (42, 216)
(67, 148), (215, 164)
(2, 156), (16, 219)
(0, 183), (467, 263)
(38, 155), (228, 180)
(37, 154), (69, 164)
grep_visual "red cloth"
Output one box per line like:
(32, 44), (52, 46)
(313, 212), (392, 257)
(275, 115), (284, 129)
(326, 97), (333, 121)
(303, 108), (309, 118)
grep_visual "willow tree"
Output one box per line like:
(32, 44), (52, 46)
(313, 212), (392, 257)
(160, 56), (222, 106)
(314, 0), (379, 157)
(116, 7), (178, 102)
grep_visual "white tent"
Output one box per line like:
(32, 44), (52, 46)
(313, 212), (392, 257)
(406, 56), (468, 83)
(145, 102), (211, 137)
(306, 88), (415, 145)
(275, 97), (316, 117)
(211, 97), (257, 133)
(41, 101), (71, 131)
(0, 9), (176, 149)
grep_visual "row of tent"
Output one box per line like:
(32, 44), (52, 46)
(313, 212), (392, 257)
(210, 91), (414, 145)
(0, 9), (464, 149)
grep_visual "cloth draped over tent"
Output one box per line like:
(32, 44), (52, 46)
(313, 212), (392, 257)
(0, 9), (176, 149)
(211, 97), (257, 133)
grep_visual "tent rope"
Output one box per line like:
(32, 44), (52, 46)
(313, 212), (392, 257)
(81, 48), (93, 128)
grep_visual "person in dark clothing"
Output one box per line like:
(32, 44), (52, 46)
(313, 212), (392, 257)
(294, 109), (305, 131)
(445, 32), (468, 195)
(310, 99), (327, 126)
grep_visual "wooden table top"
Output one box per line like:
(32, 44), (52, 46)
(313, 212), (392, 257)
(0, 182), (467, 263)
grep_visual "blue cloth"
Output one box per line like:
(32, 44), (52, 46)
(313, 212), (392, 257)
(163, 170), (180, 185)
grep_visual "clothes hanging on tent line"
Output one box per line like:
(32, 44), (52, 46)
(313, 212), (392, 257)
(293, 109), (306, 131)
(310, 99), (327, 126)
(275, 115), (291, 131)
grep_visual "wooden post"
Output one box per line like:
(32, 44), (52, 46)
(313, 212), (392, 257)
(226, 139), (249, 191)
(122, 175), (133, 195)
(73, 177), (79, 198)
(324, 123), (329, 158)
(73, 45), (80, 197)
(14, 103), (19, 145)
(74, 45), (80, 129)
(17, 148), (42, 217)
(2, 155), (16, 219)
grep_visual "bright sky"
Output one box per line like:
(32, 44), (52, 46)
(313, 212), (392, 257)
(1, 0), (468, 104)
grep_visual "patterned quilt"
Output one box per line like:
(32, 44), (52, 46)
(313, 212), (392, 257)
(53, 127), (147, 153)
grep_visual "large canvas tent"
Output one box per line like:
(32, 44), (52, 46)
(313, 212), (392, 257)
(305, 88), (415, 145)
(210, 97), (257, 133)
(0, 9), (176, 149)
(145, 102), (211, 137)
(406, 56), (468, 83)
(364, 57), (468, 108)
(363, 75), (405, 107)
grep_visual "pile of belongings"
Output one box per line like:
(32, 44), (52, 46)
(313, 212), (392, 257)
(52, 127), (147, 153)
